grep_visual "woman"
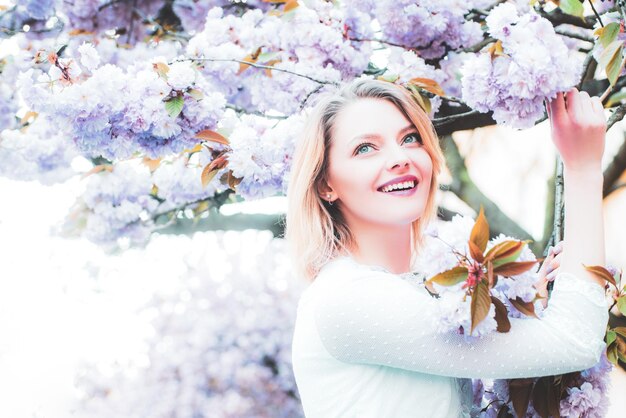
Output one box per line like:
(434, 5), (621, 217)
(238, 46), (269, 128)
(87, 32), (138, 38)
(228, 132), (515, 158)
(287, 79), (608, 417)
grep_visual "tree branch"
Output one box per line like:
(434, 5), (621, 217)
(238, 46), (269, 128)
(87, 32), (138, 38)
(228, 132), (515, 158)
(433, 111), (497, 136)
(535, 8), (596, 30)
(157, 211), (286, 237)
(603, 131), (626, 197)
(606, 103), (626, 132)
(440, 135), (536, 247)
(180, 58), (339, 86)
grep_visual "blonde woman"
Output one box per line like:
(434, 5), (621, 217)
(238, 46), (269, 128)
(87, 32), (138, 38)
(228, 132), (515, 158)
(287, 79), (608, 417)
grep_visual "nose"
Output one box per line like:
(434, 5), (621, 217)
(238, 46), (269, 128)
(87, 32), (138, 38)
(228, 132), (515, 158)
(387, 145), (410, 171)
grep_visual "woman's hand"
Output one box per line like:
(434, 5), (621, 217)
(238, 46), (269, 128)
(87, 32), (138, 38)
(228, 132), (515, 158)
(546, 88), (606, 173)
(535, 241), (564, 308)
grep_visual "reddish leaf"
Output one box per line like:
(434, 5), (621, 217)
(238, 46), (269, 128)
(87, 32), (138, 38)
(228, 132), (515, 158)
(469, 240), (485, 263)
(407, 77), (445, 96)
(152, 62), (169, 78)
(195, 130), (230, 146)
(470, 206), (489, 253)
(81, 164), (113, 179)
(509, 297), (538, 319)
(509, 378), (534, 418)
(263, 59), (282, 77)
(487, 260), (495, 287)
(617, 338), (626, 363)
(284, 0), (299, 12)
(584, 264), (617, 288)
(142, 157), (161, 172)
(614, 327), (626, 339)
(237, 47), (263, 75)
(485, 240), (527, 267)
(426, 266), (469, 287)
(607, 342), (619, 365)
(201, 155), (228, 188)
(470, 280), (491, 335)
(488, 40), (507, 59)
(496, 404), (514, 418)
(493, 261), (537, 277)
(491, 296), (511, 333)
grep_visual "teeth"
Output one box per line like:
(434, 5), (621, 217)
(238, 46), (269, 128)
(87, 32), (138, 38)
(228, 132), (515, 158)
(381, 180), (416, 193)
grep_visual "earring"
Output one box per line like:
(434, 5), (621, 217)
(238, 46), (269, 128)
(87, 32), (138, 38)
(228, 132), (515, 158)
(326, 193), (334, 205)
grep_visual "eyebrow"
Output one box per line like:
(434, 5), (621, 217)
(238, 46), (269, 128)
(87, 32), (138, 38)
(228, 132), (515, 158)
(348, 124), (417, 147)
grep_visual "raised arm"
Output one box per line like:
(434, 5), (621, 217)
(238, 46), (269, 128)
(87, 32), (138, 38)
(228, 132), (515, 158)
(546, 89), (606, 287)
(313, 265), (607, 379)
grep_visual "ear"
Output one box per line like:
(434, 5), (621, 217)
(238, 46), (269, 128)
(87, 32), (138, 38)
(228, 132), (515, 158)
(316, 179), (335, 201)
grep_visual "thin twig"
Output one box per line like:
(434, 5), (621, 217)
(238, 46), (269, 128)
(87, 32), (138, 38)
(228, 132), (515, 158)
(462, 37), (496, 53)
(348, 36), (409, 49)
(179, 57), (339, 86)
(600, 56), (626, 102)
(588, 0), (605, 27)
(225, 103), (288, 120)
(555, 28), (594, 43)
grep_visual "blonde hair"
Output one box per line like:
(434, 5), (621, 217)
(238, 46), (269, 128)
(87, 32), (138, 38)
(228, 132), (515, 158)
(286, 79), (445, 281)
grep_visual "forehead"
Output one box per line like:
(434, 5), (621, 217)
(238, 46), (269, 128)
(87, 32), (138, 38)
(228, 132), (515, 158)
(331, 98), (412, 145)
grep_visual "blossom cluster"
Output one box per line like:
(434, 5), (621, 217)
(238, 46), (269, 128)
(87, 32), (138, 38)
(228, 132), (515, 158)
(344, 0), (491, 59)
(482, 352), (612, 417)
(418, 213), (614, 417)
(17, 44), (226, 160)
(186, 4), (371, 114)
(74, 232), (306, 418)
(461, 3), (583, 128)
(0, 116), (79, 185)
(223, 110), (305, 200)
(416, 215), (543, 337)
(65, 161), (159, 247)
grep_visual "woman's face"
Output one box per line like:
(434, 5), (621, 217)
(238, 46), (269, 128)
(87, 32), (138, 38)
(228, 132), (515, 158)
(324, 98), (434, 230)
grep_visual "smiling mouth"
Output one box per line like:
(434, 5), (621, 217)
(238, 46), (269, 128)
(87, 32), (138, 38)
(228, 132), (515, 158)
(378, 180), (418, 193)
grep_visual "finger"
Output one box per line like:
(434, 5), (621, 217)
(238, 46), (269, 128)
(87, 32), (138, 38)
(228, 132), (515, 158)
(553, 240), (564, 255)
(590, 96), (605, 119)
(577, 90), (594, 117)
(546, 269), (558, 282)
(548, 92), (567, 123)
(547, 253), (562, 274)
(565, 88), (579, 114)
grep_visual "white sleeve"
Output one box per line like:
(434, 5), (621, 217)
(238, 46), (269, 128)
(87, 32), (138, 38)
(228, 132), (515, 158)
(313, 269), (608, 379)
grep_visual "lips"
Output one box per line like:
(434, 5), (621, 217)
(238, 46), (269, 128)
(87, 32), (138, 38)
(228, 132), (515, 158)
(377, 175), (419, 193)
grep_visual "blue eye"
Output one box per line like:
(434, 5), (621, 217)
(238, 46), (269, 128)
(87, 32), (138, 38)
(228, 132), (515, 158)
(355, 143), (374, 155)
(402, 133), (422, 145)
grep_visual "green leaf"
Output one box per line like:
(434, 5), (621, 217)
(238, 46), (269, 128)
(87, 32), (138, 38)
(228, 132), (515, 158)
(606, 89), (626, 107)
(618, 295), (626, 316)
(607, 342), (618, 365)
(614, 327), (626, 339)
(559, 0), (585, 19)
(426, 266), (468, 286)
(598, 40), (624, 87)
(599, 22), (621, 48)
(165, 95), (184, 118)
(606, 45), (624, 86)
(606, 329), (617, 346)
(470, 280), (491, 335)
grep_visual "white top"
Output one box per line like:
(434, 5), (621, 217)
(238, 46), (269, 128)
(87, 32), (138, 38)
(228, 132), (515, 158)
(291, 256), (608, 418)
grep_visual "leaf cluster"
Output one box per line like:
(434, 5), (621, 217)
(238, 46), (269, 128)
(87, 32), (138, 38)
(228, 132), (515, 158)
(425, 206), (539, 336)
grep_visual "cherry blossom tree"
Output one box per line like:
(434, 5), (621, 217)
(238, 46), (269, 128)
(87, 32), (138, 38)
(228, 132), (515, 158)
(2, 0), (626, 417)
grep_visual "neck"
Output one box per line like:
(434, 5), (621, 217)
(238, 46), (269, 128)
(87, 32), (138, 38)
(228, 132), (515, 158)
(346, 222), (413, 274)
